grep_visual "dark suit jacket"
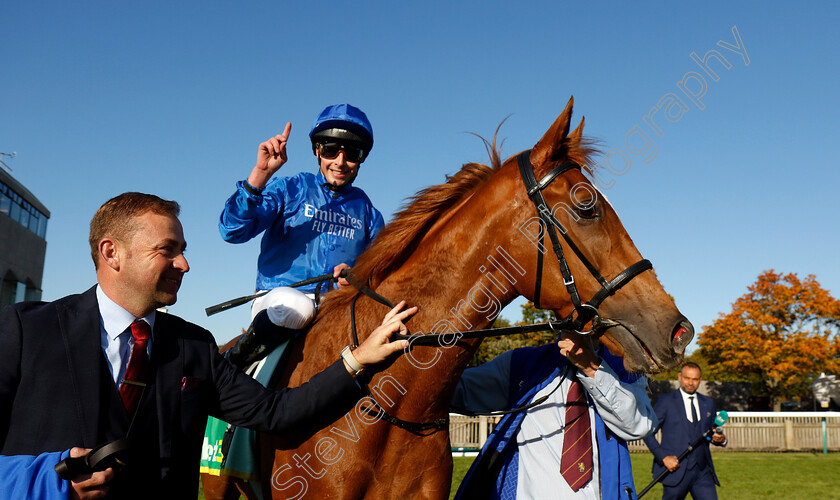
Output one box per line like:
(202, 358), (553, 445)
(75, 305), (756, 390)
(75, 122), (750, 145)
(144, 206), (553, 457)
(642, 389), (721, 487)
(0, 286), (362, 498)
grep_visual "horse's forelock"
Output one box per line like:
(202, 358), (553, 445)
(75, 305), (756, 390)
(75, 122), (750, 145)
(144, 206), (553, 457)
(531, 131), (600, 179)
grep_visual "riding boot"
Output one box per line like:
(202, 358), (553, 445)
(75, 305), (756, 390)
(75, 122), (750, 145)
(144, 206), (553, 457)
(225, 309), (296, 369)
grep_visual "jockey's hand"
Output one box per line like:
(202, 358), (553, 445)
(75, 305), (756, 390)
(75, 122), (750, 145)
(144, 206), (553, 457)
(557, 330), (601, 378)
(663, 455), (680, 472)
(67, 447), (114, 500)
(248, 122), (292, 189)
(333, 263), (351, 289)
(346, 301), (417, 374)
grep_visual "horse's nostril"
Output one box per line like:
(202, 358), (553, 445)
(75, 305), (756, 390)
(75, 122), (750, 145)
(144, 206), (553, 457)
(671, 321), (694, 351)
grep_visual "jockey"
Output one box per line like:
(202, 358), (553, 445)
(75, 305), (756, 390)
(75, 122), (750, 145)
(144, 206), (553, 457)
(219, 103), (384, 366)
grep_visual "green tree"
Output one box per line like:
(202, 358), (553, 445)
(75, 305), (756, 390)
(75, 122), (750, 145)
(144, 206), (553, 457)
(521, 301), (553, 324)
(469, 302), (557, 367)
(699, 270), (840, 410)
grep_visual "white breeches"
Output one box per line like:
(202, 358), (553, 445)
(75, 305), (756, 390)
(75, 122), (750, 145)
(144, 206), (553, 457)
(250, 287), (317, 330)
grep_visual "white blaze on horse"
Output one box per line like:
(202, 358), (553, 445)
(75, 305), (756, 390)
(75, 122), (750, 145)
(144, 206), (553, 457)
(202, 97), (694, 500)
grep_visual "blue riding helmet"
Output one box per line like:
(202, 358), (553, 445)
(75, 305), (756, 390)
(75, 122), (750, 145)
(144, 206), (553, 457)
(309, 104), (374, 155)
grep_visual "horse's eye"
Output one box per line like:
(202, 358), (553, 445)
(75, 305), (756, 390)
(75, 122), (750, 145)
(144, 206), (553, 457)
(576, 201), (598, 220)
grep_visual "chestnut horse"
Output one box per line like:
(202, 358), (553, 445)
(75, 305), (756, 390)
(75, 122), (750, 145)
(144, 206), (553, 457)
(202, 97), (694, 499)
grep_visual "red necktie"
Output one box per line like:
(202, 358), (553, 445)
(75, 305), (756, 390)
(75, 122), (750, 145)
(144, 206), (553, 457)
(560, 379), (593, 491)
(119, 320), (151, 416)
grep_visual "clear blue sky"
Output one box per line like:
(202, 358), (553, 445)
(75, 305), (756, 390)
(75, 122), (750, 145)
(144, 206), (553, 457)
(2, 1), (838, 349)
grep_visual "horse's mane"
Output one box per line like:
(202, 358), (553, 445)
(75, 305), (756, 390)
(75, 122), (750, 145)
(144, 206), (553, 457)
(318, 123), (597, 316)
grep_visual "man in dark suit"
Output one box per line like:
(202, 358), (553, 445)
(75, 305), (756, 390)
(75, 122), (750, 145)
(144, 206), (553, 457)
(643, 363), (727, 500)
(0, 192), (414, 499)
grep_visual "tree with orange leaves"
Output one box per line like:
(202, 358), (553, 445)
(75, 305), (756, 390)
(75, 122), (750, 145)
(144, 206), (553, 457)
(699, 270), (840, 410)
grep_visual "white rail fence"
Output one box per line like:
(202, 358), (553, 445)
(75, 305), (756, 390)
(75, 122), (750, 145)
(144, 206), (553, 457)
(450, 412), (840, 453)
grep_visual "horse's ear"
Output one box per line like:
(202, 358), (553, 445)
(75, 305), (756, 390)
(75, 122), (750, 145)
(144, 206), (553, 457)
(569, 116), (585, 140)
(565, 116), (585, 153)
(531, 96), (574, 170)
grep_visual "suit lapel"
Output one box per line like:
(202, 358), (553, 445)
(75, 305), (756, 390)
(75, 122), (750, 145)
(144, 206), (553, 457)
(55, 286), (105, 448)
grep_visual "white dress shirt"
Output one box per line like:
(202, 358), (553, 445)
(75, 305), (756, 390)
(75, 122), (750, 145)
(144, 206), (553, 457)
(516, 363), (655, 499)
(452, 351), (657, 499)
(679, 388), (701, 422)
(97, 285), (155, 386)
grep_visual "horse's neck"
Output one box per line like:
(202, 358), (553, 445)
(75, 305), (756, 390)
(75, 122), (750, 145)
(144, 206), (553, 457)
(395, 179), (525, 339)
(363, 213), (525, 416)
(305, 170), (527, 416)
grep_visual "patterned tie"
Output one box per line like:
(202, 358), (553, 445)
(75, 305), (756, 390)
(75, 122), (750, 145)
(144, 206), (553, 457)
(560, 379), (593, 491)
(119, 320), (151, 416)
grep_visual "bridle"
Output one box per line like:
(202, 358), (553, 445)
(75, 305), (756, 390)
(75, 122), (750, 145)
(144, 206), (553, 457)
(516, 150), (652, 333)
(341, 151), (655, 431)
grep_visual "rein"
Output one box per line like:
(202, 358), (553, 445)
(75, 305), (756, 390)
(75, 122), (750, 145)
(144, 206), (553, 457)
(343, 273), (575, 431)
(340, 151), (655, 430)
(349, 294), (450, 432)
(449, 364), (573, 418)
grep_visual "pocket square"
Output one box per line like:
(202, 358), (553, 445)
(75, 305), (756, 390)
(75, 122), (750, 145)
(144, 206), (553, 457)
(181, 376), (201, 391)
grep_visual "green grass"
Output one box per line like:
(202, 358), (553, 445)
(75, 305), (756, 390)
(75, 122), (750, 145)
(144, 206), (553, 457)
(449, 453), (840, 500)
(201, 452), (840, 499)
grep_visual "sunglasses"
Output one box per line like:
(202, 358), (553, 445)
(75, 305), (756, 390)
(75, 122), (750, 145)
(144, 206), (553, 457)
(316, 142), (366, 162)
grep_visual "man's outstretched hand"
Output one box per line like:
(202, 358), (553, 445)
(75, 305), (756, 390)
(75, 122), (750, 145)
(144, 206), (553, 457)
(344, 301), (417, 375)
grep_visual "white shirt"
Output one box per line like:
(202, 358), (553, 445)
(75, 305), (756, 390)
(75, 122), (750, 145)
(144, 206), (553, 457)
(452, 352), (657, 499)
(516, 363), (656, 499)
(97, 285), (155, 386)
(679, 388), (701, 423)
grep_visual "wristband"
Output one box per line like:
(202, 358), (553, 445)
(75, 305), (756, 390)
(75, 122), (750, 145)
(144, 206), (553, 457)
(340, 345), (365, 377)
(243, 180), (263, 196)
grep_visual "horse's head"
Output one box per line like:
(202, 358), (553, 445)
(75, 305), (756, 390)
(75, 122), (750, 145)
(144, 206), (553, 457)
(502, 97), (693, 373)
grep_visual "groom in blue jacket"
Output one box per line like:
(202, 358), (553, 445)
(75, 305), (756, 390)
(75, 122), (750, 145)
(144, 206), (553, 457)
(451, 331), (657, 500)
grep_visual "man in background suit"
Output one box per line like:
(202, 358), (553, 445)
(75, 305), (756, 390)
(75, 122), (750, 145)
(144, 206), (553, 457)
(643, 362), (727, 500)
(0, 192), (414, 500)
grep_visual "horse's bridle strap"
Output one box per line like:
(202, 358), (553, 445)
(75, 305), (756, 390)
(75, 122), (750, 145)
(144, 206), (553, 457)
(516, 150), (652, 331)
(587, 259), (652, 308)
(338, 150), (656, 429)
(527, 159), (577, 196)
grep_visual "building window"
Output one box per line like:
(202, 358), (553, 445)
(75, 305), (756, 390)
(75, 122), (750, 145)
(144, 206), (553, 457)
(0, 180), (48, 239)
(0, 277), (40, 308)
(0, 191), (9, 215)
(0, 276), (17, 308)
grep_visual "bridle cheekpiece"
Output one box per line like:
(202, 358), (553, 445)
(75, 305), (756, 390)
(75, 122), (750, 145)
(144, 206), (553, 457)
(516, 150), (652, 334)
